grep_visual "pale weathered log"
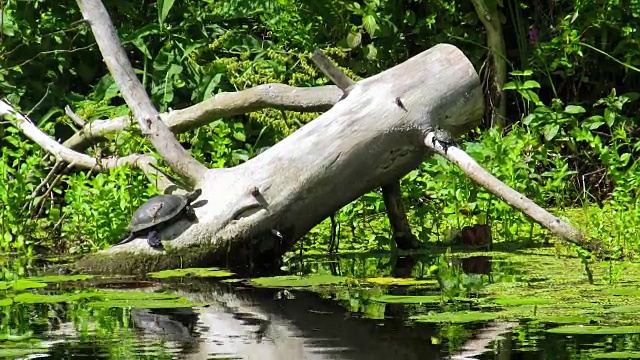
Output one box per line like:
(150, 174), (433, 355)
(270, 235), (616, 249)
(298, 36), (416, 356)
(77, 0), (208, 185)
(76, 43), (484, 274)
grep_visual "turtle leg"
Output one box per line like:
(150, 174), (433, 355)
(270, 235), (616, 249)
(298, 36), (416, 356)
(147, 230), (163, 249)
(184, 206), (197, 222)
(116, 232), (135, 246)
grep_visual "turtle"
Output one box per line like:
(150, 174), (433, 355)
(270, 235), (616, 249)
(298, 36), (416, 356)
(116, 188), (202, 249)
(431, 126), (456, 154)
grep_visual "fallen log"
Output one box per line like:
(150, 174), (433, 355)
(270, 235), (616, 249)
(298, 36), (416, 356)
(75, 42), (485, 274)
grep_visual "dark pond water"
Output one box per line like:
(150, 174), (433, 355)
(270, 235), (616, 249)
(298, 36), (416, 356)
(2, 252), (640, 359)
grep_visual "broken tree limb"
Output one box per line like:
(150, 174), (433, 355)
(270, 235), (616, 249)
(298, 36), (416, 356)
(62, 84), (344, 152)
(76, 0), (207, 185)
(424, 131), (601, 252)
(0, 99), (174, 190)
(311, 49), (356, 94)
(75, 43), (485, 275)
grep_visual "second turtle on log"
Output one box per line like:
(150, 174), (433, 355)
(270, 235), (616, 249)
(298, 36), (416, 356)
(116, 189), (202, 249)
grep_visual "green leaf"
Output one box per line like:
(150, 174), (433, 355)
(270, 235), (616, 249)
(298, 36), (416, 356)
(362, 15), (379, 37)
(346, 32), (362, 48)
(521, 80), (541, 89)
(544, 124), (560, 141)
(158, 0), (176, 25)
(564, 105), (586, 114)
(365, 44), (378, 60)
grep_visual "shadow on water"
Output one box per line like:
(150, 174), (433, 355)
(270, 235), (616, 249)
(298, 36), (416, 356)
(2, 250), (640, 359)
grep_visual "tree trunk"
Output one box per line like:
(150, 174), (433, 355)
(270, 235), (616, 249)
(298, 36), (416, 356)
(75, 43), (484, 274)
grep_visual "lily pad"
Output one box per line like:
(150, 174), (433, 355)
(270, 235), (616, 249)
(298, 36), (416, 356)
(86, 289), (198, 308)
(97, 290), (181, 301)
(546, 325), (640, 335)
(0, 347), (48, 357)
(410, 311), (499, 323)
(250, 274), (347, 288)
(27, 274), (94, 283)
(13, 292), (99, 304)
(148, 267), (234, 279)
(0, 298), (12, 307)
(0, 279), (47, 291)
(372, 295), (444, 304)
(86, 298), (197, 309)
(365, 277), (439, 286)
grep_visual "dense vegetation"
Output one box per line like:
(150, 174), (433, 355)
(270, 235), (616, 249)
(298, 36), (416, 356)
(1, 0), (639, 264)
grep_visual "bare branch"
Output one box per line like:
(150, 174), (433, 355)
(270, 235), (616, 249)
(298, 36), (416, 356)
(311, 49), (355, 94)
(62, 83), (343, 152)
(76, 0), (207, 185)
(423, 131), (599, 252)
(0, 99), (174, 191)
(65, 105), (86, 127)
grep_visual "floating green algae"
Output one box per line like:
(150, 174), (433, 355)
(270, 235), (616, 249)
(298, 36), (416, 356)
(27, 274), (94, 283)
(250, 274), (347, 288)
(546, 325), (640, 335)
(365, 277), (439, 286)
(606, 305), (640, 314)
(491, 297), (554, 306)
(148, 267), (234, 279)
(601, 287), (640, 297)
(531, 315), (602, 324)
(410, 311), (499, 323)
(372, 295), (444, 304)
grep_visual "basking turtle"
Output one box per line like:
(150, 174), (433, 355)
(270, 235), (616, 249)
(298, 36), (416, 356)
(117, 189), (202, 249)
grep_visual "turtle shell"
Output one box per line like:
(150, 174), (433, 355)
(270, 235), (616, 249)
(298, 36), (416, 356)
(129, 194), (190, 233)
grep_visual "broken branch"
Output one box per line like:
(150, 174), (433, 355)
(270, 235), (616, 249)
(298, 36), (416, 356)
(424, 131), (599, 252)
(62, 83), (343, 152)
(0, 99), (174, 191)
(311, 49), (355, 94)
(76, 0), (207, 185)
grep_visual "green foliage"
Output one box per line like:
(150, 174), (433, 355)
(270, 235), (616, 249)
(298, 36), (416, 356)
(0, 0), (639, 261)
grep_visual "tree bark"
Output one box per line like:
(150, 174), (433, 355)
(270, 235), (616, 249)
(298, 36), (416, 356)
(75, 43), (484, 274)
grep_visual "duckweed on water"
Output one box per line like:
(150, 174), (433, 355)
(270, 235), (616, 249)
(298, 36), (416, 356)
(365, 277), (439, 286)
(372, 295), (444, 304)
(148, 267), (234, 279)
(490, 297), (554, 306)
(589, 351), (640, 359)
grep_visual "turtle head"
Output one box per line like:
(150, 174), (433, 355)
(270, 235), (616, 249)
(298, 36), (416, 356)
(187, 188), (203, 202)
